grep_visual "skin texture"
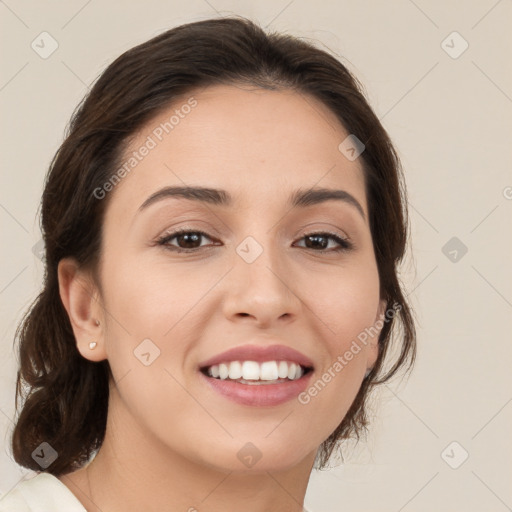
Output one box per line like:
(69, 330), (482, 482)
(57, 84), (386, 512)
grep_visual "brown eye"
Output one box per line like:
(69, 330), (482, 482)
(172, 232), (204, 249)
(157, 230), (216, 252)
(294, 232), (353, 252)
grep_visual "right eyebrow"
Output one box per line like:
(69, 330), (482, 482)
(138, 186), (231, 211)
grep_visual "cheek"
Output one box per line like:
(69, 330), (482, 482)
(99, 253), (224, 379)
(98, 255), (210, 436)
(296, 274), (380, 442)
(102, 253), (209, 335)
(298, 261), (381, 349)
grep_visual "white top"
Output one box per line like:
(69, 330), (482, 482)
(0, 473), (86, 512)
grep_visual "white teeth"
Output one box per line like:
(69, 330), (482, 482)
(242, 361), (260, 380)
(205, 360), (307, 382)
(278, 361), (289, 379)
(228, 360), (242, 379)
(218, 363), (229, 380)
(260, 361), (278, 380)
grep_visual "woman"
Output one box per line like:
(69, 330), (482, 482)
(1, 15), (416, 511)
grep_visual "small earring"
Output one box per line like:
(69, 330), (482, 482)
(89, 342), (97, 350)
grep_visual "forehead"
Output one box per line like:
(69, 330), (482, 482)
(107, 84), (367, 216)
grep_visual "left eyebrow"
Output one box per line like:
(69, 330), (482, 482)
(289, 187), (366, 221)
(138, 185), (366, 221)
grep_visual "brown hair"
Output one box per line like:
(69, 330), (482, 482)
(11, 15), (416, 475)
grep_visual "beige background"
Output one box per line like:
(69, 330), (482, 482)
(1, 1), (511, 510)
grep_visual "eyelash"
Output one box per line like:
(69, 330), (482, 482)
(155, 228), (354, 254)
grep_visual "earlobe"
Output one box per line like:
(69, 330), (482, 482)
(57, 258), (106, 362)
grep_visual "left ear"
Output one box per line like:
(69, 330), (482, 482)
(366, 298), (387, 370)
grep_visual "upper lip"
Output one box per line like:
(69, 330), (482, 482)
(198, 344), (314, 369)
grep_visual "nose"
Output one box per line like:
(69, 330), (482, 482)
(221, 238), (302, 328)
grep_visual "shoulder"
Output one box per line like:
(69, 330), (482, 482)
(0, 472), (86, 512)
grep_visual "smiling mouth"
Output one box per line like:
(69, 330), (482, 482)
(200, 360), (314, 385)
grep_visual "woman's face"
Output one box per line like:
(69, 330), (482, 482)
(93, 84), (385, 472)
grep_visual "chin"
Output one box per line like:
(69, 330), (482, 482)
(194, 437), (316, 474)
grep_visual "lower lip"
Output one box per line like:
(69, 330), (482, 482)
(199, 370), (313, 406)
